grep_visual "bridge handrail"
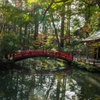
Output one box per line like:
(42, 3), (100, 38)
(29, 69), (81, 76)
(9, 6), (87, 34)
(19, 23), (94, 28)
(13, 50), (73, 61)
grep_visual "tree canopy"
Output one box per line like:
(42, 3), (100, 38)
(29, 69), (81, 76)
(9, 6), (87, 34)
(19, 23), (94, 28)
(0, 0), (100, 58)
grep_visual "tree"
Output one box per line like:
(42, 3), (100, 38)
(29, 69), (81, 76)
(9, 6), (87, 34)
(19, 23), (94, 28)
(0, 33), (20, 59)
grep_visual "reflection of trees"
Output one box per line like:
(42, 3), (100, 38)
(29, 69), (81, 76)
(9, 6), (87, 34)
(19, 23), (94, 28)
(0, 70), (76, 100)
(71, 70), (100, 100)
(28, 71), (79, 100)
(1, 68), (100, 100)
(0, 71), (34, 100)
(32, 69), (98, 100)
(1, 57), (100, 100)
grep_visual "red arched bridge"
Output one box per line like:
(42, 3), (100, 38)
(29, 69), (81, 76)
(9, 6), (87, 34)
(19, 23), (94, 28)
(13, 50), (73, 62)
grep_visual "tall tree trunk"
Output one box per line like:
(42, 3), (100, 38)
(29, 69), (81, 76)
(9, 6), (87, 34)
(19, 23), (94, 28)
(85, 0), (96, 37)
(28, 26), (30, 49)
(85, 1), (96, 59)
(23, 26), (27, 50)
(13, 1), (17, 34)
(22, 0), (28, 50)
(20, 27), (22, 41)
(34, 23), (39, 49)
(66, 5), (71, 45)
(61, 6), (65, 47)
(19, 0), (22, 45)
(24, 26), (27, 37)
(52, 16), (61, 52)
(43, 23), (47, 35)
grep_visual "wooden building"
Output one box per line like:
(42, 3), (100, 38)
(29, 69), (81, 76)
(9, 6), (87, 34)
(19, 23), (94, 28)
(81, 29), (100, 60)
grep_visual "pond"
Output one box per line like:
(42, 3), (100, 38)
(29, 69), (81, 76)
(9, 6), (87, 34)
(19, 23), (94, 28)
(0, 57), (100, 100)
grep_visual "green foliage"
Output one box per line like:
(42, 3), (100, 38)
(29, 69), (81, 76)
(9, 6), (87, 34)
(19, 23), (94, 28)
(0, 33), (21, 57)
(1, 4), (24, 25)
(0, 0), (100, 58)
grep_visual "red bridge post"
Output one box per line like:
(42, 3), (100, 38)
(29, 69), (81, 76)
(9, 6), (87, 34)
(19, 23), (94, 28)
(12, 53), (15, 58)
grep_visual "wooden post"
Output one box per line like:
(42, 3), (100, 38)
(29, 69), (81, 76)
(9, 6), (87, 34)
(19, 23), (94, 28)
(93, 48), (95, 66)
(79, 50), (82, 61)
(97, 46), (99, 60)
(70, 51), (72, 60)
(86, 42), (89, 59)
(76, 49), (82, 61)
(76, 50), (78, 61)
(69, 49), (73, 60)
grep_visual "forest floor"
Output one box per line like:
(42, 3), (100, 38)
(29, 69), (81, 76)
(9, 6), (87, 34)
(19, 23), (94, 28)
(73, 55), (100, 68)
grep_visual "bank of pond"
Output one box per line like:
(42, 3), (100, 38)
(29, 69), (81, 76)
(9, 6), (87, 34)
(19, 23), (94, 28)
(72, 61), (100, 73)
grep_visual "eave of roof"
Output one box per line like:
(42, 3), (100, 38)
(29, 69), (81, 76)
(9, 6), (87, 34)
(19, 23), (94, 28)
(81, 29), (100, 43)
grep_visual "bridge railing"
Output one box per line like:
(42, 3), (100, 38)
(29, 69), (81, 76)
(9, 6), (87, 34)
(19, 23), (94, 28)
(13, 50), (73, 61)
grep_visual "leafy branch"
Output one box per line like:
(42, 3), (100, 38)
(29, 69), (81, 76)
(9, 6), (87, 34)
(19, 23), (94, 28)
(39, 0), (69, 24)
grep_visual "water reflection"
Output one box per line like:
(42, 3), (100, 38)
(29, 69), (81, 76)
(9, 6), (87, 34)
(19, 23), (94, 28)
(0, 57), (100, 100)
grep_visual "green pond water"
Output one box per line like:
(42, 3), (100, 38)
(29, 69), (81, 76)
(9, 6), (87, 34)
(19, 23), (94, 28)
(0, 57), (100, 100)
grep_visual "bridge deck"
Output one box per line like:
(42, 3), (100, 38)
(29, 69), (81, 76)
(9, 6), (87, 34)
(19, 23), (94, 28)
(13, 50), (73, 62)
